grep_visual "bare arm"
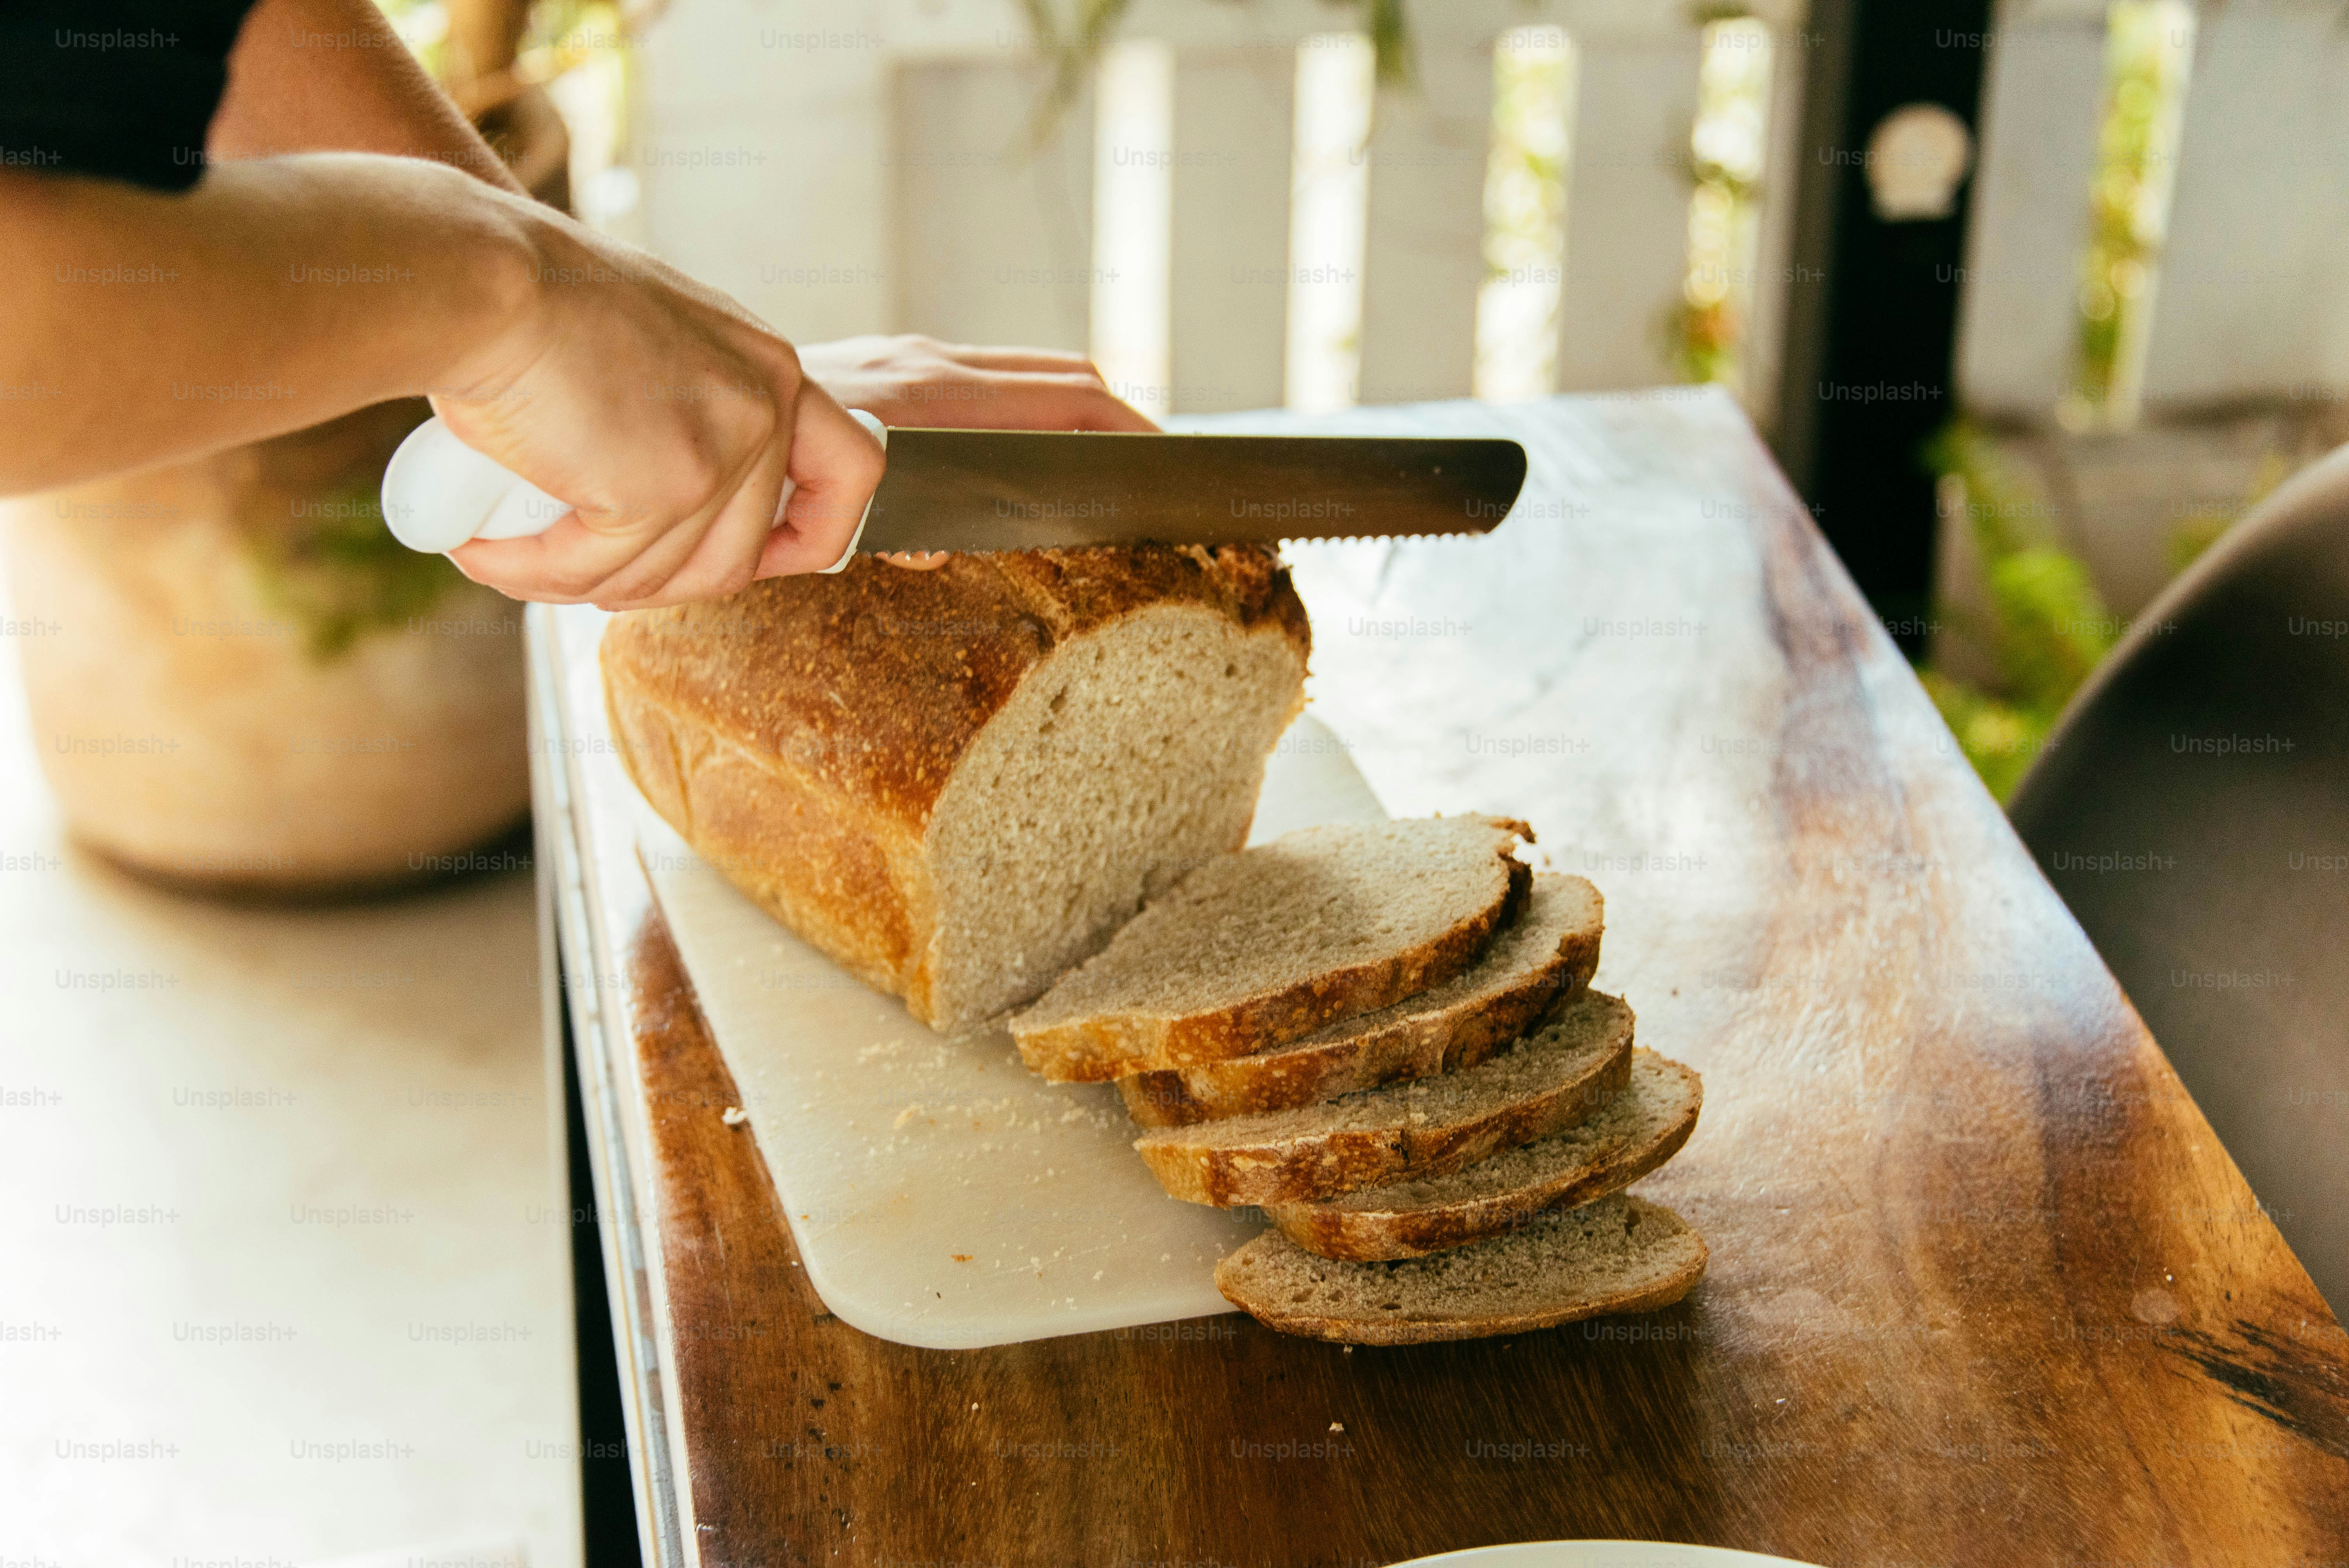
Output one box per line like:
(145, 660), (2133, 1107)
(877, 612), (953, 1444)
(208, 0), (527, 195)
(0, 2), (1134, 603)
(0, 155), (531, 490)
(4, 0), (583, 481)
(0, 154), (882, 603)
(4, 0), (535, 499)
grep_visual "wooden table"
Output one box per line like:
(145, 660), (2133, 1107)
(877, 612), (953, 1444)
(531, 389), (2349, 1568)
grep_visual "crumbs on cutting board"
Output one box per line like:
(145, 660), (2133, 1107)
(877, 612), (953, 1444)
(863, 1092), (1117, 1155)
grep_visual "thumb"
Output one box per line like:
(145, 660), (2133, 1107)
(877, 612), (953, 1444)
(754, 385), (887, 577)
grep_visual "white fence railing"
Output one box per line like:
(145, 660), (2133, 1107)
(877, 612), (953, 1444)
(627, 0), (1805, 421)
(1961, 0), (2349, 421)
(623, 0), (2349, 434)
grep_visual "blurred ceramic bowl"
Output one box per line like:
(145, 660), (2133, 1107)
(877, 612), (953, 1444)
(4, 400), (530, 900)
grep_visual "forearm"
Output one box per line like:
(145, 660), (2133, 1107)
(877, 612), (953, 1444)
(0, 156), (535, 494)
(209, 0), (527, 195)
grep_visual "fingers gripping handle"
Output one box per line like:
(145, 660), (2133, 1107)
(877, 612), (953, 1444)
(379, 409), (889, 573)
(812, 408), (889, 572)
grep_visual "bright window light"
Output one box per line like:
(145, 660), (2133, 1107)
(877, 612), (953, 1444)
(1091, 38), (1176, 413)
(1286, 32), (1375, 413)
(1675, 16), (1773, 393)
(1474, 26), (1576, 402)
(2066, 0), (2196, 429)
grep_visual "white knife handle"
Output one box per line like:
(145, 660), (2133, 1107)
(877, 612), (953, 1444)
(380, 408), (888, 573)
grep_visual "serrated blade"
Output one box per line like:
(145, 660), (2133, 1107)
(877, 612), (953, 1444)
(854, 428), (1527, 554)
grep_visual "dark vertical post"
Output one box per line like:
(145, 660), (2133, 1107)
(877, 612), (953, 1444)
(1770, 0), (1998, 653)
(564, 991), (646, 1568)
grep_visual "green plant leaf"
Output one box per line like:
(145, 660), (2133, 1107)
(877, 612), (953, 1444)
(1984, 546), (2113, 715)
(1918, 417), (2116, 802)
(242, 481), (466, 662)
(1921, 671), (2054, 805)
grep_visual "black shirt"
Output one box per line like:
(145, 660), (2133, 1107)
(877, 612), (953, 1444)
(0, 2), (262, 191)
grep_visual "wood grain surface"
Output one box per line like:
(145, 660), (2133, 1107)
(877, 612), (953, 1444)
(555, 391), (2349, 1567)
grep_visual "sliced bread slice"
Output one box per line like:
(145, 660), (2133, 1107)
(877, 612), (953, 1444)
(1119, 873), (1603, 1127)
(1010, 816), (1532, 1083)
(1132, 990), (1635, 1208)
(1216, 1192), (1707, 1345)
(1264, 1049), (1701, 1260)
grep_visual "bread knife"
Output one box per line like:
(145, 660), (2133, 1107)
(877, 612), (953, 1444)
(380, 413), (1527, 567)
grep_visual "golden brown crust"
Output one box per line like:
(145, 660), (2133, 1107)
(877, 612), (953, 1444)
(600, 546), (1310, 1026)
(1135, 1011), (1631, 1208)
(1263, 1051), (1702, 1260)
(1213, 1196), (1708, 1345)
(1017, 844), (1534, 1082)
(1117, 885), (1598, 1127)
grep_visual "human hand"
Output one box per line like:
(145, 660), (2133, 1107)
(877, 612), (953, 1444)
(797, 334), (1158, 435)
(434, 206), (886, 609)
(791, 335), (1156, 571)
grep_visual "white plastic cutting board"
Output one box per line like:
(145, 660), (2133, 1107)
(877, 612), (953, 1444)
(638, 713), (1386, 1349)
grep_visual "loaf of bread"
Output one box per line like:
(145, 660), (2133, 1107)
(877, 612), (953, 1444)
(600, 547), (1310, 1032)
